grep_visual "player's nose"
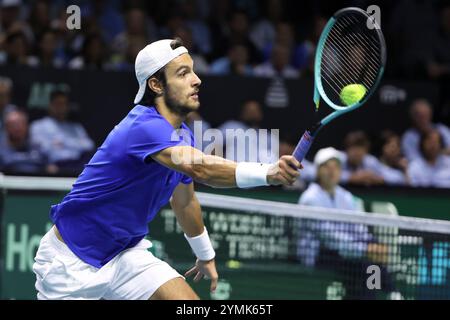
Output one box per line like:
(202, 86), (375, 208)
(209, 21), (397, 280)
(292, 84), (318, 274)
(192, 72), (201, 87)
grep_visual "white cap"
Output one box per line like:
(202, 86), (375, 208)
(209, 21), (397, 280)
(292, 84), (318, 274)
(314, 147), (343, 167)
(134, 39), (188, 104)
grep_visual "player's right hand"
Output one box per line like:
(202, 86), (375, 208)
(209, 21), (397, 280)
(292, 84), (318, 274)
(267, 155), (302, 186)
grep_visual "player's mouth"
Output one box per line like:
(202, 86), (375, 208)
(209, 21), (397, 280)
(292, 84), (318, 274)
(190, 91), (199, 101)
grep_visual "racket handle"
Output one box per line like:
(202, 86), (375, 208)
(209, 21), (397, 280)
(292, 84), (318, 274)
(293, 130), (315, 162)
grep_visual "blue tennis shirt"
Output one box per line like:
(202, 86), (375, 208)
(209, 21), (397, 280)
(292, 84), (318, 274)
(50, 105), (194, 268)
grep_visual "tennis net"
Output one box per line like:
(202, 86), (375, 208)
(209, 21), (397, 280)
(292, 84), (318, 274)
(1, 175), (450, 300)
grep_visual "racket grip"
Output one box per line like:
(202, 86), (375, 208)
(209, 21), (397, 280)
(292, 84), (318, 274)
(293, 130), (315, 162)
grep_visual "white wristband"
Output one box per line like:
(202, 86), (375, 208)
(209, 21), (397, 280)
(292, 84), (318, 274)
(235, 162), (271, 188)
(184, 227), (216, 261)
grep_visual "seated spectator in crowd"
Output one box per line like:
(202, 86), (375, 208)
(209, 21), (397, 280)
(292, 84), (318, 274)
(218, 100), (275, 163)
(340, 131), (385, 186)
(254, 44), (300, 79)
(0, 110), (52, 174)
(28, 29), (64, 68)
(0, 76), (17, 132)
(0, 0), (34, 47)
(408, 130), (450, 188)
(401, 99), (450, 161)
(377, 130), (409, 185)
(297, 147), (395, 299)
(173, 27), (209, 75)
(180, 0), (212, 56)
(111, 8), (156, 58)
(80, 0), (125, 44)
(110, 35), (146, 72)
(30, 90), (94, 174)
(211, 10), (261, 64)
(68, 33), (109, 70)
(261, 22), (311, 71)
(27, 0), (51, 40)
(426, 4), (450, 80)
(249, 0), (283, 52)
(210, 44), (253, 76)
(0, 31), (33, 66)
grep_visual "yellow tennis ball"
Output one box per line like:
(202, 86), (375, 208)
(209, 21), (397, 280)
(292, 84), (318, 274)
(340, 84), (367, 106)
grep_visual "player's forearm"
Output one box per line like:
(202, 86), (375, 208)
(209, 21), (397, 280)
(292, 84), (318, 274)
(191, 154), (238, 188)
(171, 194), (205, 237)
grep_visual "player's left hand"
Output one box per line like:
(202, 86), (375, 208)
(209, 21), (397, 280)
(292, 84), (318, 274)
(185, 258), (219, 293)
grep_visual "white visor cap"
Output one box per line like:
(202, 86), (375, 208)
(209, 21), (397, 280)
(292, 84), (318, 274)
(134, 39), (188, 104)
(314, 147), (343, 167)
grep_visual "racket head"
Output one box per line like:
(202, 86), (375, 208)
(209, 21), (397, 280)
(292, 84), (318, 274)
(314, 7), (387, 113)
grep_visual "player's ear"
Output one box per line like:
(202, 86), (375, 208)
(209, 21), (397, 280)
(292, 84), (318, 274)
(148, 77), (163, 95)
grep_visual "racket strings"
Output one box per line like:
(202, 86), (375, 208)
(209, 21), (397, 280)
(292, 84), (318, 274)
(320, 12), (383, 106)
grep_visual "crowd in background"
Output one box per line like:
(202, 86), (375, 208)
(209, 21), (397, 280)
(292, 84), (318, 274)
(0, 0), (450, 189)
(0, 0), (448, 80)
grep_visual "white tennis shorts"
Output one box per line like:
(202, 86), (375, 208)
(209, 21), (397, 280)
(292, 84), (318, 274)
(32, 227), (183, 300)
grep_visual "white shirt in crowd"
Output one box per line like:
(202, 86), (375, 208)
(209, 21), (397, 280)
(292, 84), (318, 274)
(30, 116), (94, 163)
(340, 153), (406, 186)
(401, 123), (450, 161)
(408, 155), (450, 188)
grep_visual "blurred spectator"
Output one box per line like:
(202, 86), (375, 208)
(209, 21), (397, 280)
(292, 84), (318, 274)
(0, 110), (52, 174)
(81, 0), (125, 44)
(297, 147), (394, 299)
(217, 10), (261, 64)
(0, 76), (17, 131)
(426, 4), (450, 80)
(389, 0), (438, 78)
(111, 35), (146, 72)
(408, 130), (450, 188)
(261, 22), (311, 71)
(218, 100), (275, 162)
(210, 44), (252, 76)
(340, 131), (385, 186)
(377, 130), (408, 186)
(208, 0), (231, 61)
(302, 15), (327, 77)
(0, 0), (33, 48)
(30, 90), (94, 174)
(173, 26), (209, 74)
(68, 33), (108, 70)
(249, 0), (284, 52)
(27, 0), (51, 40)
(112, 8), (156, 57)
(180, 0), (212, 56)
(0, 31), (33, 65)
(401, 99), (450, 161)
(254, 43), (300, 78)
(28, 29), (64, 68)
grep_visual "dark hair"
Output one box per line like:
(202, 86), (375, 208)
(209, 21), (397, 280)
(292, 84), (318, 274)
(6, 31), (28, 45)
(419, 130), (444, 155)
(344, 130), (370, 150)
(50, 89), (68, 102)
(137, 38), (185, 106)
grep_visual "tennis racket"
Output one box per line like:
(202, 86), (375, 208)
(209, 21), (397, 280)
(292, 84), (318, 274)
(292, 7), (387, 162)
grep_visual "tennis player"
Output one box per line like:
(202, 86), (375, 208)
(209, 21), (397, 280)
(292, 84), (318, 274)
(32, 38), (302, 300)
